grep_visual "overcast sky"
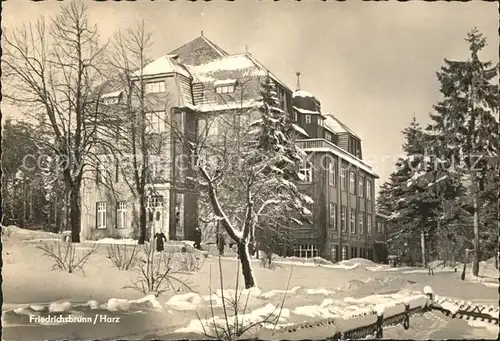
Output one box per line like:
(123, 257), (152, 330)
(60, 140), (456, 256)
(3, 1), (498, 194)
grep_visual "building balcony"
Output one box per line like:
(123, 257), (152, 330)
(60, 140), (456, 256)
(295, 138), (378, 178)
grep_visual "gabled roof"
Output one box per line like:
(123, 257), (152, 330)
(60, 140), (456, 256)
(324, 113), (361, 139)
(169, 35), (229, 66)
(132, 55), (192, 79)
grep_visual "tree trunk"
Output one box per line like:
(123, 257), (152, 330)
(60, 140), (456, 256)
(461, 249), (468, 281)
(420, 230), (426, 268)
(237, 241), (256, 289)
(22, 176), (26, 228)
(69, 187), (81, 243)
(472, 195), (480, 276)
(138, 193), (147, 245)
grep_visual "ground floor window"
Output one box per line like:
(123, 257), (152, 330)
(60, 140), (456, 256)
(294, 244), (318, 258)
(96, 202), (107, 229)
(341, 246), (348, 260)
(351, 246), (358, 259)
(331, 245), (339, 262)
(116, 201), (127, 228)
(367, 248), (373, 260)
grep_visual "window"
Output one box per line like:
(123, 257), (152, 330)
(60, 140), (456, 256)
(146, 111), (166, 133)
(341, 206), (347, 231)
(293, 111), (297, 122)
(367, 180), (372, 200)
(325, 132), (332, 142)
(299, 161), (313, 183)
(377, 221), (382, 233)
(96, 202), (107, 229)
(116, 201), (127, 229)
(359, 211), (364, 234)
(294, 244), (318, 259)
(342, 246), (348, 260)
(340, 168), (347, 191)
(215, 85), (235, 94)
(359, 175), (365, 198)
(145, 81), (166, 94)
(367, 214), (372, 234)
(146, 195), (164, 209)
(350, 209), (356, 234)
(349, 171), (356, 194)
(305, 115), (311, 124)
(331, 245), (339, 262)
(329, 203), (337, 230)
(328, 162), (336, 187)
(318, 119), (323, 127)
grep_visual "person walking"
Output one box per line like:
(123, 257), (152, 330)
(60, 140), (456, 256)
(217, 232), (226, 256)
(154, 230), (167, 252)
(193, 227), (202, 250)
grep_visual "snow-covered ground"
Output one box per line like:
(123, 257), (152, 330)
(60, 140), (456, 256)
(2, 226), (499, 340)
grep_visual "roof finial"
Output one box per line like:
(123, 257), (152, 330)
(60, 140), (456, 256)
(412, 112), (416, 123)
(295, 71), (301, 91)
(245, 45), (248, 53)
(201, 30), (204, 37)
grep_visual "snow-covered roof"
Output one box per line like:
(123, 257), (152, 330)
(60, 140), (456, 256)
(296, 138), (377, 178)
(293, 90), (315, 98)
(292, 123), (309, 137)
(187, 54), (266, 82)
(294, 106), (321, 115)
(324, 113), (361, 139)
(213, 79), (237, 87)
(132, 55), (192, 79)
(102, 90), (123, 99)
(192, 99), (259, 113)
(187, 53), (292, 93)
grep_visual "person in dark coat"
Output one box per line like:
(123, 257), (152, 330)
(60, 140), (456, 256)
(193, 227), (202, 250)
(154, 230), (167, 252)
(217, 232), (226, 256)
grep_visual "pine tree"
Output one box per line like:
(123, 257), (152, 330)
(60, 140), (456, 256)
(377, 118), (440, 266)
(427, 28), (499, 276)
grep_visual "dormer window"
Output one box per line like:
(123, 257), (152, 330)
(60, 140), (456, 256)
(214, 79), (236, 94)
(325, 132), (332, 142)
(305, 115), (311, 124)
(145, 81), (166, 94)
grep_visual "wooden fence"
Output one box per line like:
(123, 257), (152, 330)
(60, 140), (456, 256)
(262, 286), (499, 340)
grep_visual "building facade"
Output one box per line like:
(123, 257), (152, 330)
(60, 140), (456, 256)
(80, 34), (387, 262)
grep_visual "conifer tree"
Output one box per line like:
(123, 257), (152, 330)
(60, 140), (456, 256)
(427, 28), (498, 276)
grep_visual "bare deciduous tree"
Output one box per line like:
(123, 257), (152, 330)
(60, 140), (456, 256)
(3, 2), (109, 242)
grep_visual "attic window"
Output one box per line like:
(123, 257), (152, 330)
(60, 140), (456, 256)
(145, 81), (166, 94)
(214, 79), (237, 94)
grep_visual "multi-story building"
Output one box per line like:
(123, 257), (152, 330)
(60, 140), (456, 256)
(80, 34), (386, 262)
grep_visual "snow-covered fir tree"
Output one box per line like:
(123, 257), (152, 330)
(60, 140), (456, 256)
(377, 118), (440, 266)
(426, 28), (499, 275)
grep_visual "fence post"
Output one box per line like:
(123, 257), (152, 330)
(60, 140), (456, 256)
(403, 303), (410, 330)
(423, 286), (434, 311)
(375, 304), (384, 338)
